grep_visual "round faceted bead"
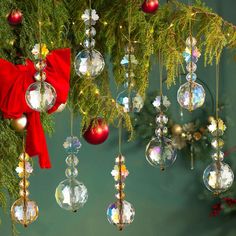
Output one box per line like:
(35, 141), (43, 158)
(125, 71), (135, 79)
(186, 62), (197, 73)
(156, 114), (168, 125)
(211, 151), (224, 161)
(177, 81), (205, 111)
(125, 44), (135, 54)
(19, 153), (30, 161)
(66, 154), (79, 167)
(19, 180), (30, 189)
(115, 183), (125, 190)
(83, 38), (96, 49)
(212, 129), (224, 137)
(65, 167), (78, 178)
(211, 138), (224, 149)
(115, 192), (125, 200)
(34, 71), (46, 82)
(35, 60), (46, 71)
(203, 161), (234, 194)
(19, 189), (30, 198)
(186, 73), (197, 82)
(85, 27), (96, 37)
(186, 37), (197, 47)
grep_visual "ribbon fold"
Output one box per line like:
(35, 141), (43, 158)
(0, 48), (71, 168)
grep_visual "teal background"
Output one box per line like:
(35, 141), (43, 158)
(1, 1), (236, 235)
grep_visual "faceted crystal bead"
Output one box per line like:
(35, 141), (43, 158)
(115, 183), (125, 190)
(55, 179), (88, 212)
(66, 154), (79, 167)
(19, 189), (30, 198)
(186, 62), (197, 73)
(156, 114), (168, 125)
(107, 200), (135, 230)
(83, 38), (95, 49)
(85, 27), (96, 37)
(186, 37), (197, 47)
(35, 60), (46, 71)
(34, 72), (46, 82)
(63, 136), (82, 155)
(19, 180), (30, 189)
(125, 71), (135, 79)
(186, 73), (197, 82)
(211, 151), (224, 161)
(11, 198), (39, 226)
(74, 49), (105, 78)
(115, 192), (125, 200)
(65, 167), (78, 178)
(125, 44), (134, 54)
(19, 153), (30, 161)
(203, 161), (234, 194)
(177, 82), (205, 111)
(25, 82), (57, 112)
(145, 137), (177, 168)
(211, 138), (224, 149)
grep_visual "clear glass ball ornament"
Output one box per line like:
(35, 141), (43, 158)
(25, 82), (57, 112)
(55, 178), (88, 212)
(203, 161), (234, 194)
(177, 81), (205, 111)
(11, 198), (39, 227)
(74, 49), (105, 78)
(116, 89), (144, 113)
(145, 137), (177, 170)
(107, 200), (135, 231)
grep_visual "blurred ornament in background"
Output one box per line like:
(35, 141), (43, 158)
(7, 9), (23, 25)
(11, 114), (27, 132)
(83, 118), (109, 145)
(55, 136), (88, 212)
(74, 9), (105, 78)
(141, 0), (159, 14)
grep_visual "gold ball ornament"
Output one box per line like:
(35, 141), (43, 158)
(11, 115), (27, 132)
(193, 132), (202, 141)
(55, 103), (67, 113)
(171, 124), (183, 135)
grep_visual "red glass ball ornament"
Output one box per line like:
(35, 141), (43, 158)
(141, 0), (159, 14)
(83, 118), (109, 145)
(7, 9), (23, 25)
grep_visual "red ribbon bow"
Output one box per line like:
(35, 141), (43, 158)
(0, 48), (71, 168)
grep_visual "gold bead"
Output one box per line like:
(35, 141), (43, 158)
(19, 189), (30, 198)
(19, 153), (30, 161)
(19, 180), (30, 189)
(171, 124), (182, 135)
(193, 132), (202, 141)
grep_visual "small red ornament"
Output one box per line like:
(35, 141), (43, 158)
(7, 9), (23, 25)
(141, 0), (159, 14)
(83, 118), (109, 145)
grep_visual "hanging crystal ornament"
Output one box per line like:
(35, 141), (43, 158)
(203, 63), (234, 195)
(55, 113), (88, 212)
(177, 36), (205, 111)
(74, 8), (105, 78)
(116, 46), (144, 113)
(107, 124), (135, 230)
(203, 118), (234, 194)
(146, 95), (177, 170)
(25, 45), (56, 111)
(11, 140), (39, 227)
(107, 155), (135, 230)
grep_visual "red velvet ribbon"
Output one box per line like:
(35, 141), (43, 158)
(0, 48), (71, 168)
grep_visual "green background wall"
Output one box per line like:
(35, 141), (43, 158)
(1, 1), (236, 235)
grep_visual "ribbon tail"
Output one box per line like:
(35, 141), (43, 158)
(26, 112), (51, 169)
